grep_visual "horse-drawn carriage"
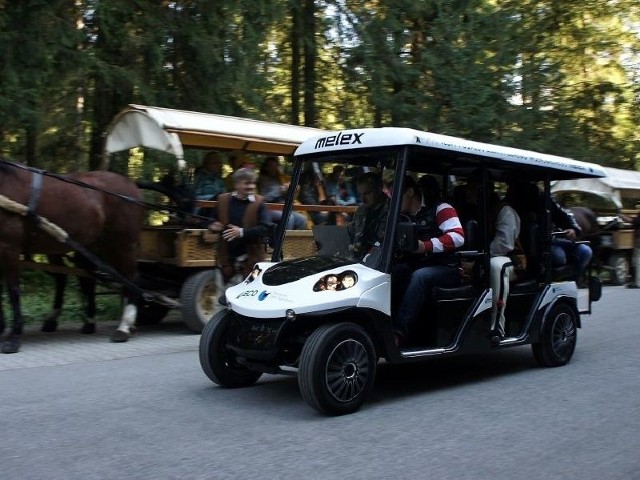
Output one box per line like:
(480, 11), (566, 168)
(552, 166), (640, 285)
(2, 106), (339, 353)
(102, 104), (334, 332)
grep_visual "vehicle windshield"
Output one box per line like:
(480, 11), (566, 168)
(274, 151), (399, 270)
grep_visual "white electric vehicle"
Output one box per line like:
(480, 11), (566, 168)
(199, 127), (606, 415)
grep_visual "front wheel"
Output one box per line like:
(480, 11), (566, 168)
(298, 323), (377, 416)
(532, 303), (578, 367)
(199, 310), (262, 387)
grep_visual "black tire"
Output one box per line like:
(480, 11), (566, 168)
(199, 310), (262, 387)
(180, 269), (222, 333)
(608, 253), (630, 286)
(298, 323), (377, 416)
(135, 300), (170, 325)
(532, 303), (578, 367)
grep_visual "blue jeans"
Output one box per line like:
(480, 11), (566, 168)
(394, 263), (461, 336)
(551, 238), (592, 281)
(270, 210), (307, 230)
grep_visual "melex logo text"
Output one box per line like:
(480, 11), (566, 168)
(315, 132), (364, 149)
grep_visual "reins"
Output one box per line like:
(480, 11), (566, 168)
(0, 158), (210, 222)
(0, 192), (180, 308)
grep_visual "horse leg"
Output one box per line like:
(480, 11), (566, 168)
(1, 255), (24, 354)
(109, 248), (139, 343)
(111, 292), (137, 343)
(78, 275), (97, 334)
(69, 253), (98, 334)
(41, 274), (65, 333)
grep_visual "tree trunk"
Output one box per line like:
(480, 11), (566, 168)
(290, 1), (301, 126)
(302, 0), (316, 127)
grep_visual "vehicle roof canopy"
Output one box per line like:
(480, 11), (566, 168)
(103, 104), (324, 168)
(551, 166), (640, 209)
(295, 127), (606, 181)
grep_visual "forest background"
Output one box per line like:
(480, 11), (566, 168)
(1, 0), (639, 172)
(1, 0), (639, 323)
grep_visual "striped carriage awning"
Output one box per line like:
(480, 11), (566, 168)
(102, 104), (324, 168)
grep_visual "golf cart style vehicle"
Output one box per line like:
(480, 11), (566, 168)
(199, 127), (606, 415)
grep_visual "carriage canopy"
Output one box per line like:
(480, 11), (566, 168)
(103, 104), (324, 169)
(552, 166), (640, 210)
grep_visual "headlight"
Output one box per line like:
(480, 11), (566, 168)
(313, 271), (358, 292)
(244, 264), (263, 284)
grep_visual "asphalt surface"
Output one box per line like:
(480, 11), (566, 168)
(0, 312), (196, 372)
(1, 287), (639, 480)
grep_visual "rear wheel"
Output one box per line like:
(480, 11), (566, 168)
(199, 310), (262, 387)
(180, 269), (223, 333)
(608, 252), (629, 286)
(298, 323), (377, 416)
(532, 303), (578, 367)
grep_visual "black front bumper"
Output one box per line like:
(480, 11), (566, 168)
(227, 313), (292, 361)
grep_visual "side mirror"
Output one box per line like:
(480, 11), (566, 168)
(395, 222), (418, 252)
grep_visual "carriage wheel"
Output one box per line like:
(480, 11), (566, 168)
(180, 269), (224, 333)
(607, 253), (629, 286)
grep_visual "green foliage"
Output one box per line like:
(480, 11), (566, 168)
(0, 0), (638, 168)
(19, 270), (123, 325)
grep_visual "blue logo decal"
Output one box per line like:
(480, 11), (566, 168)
(258, 291), (270, 301)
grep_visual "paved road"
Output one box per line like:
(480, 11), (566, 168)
(0, 312), (197, 372)
(1, 287), (639, 480)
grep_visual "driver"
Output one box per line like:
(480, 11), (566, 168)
(347, 172), (391, 260)
(393, 175), (465, 346)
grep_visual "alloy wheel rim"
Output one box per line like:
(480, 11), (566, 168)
(552, 312), (576, 359)
(325, 338), (369, 403)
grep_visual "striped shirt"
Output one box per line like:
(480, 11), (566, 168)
(421, 202), (465, 253)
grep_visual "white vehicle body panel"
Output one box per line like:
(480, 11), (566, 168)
(226, 262), (389, 319)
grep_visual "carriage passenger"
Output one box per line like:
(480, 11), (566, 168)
(208, 168), (270, 282)
(194, 152), (227, 219)
(194, 151), (226, 201)
(392, 175), (465, 346)
(507, 181), (592, 286)
(225, 151), (257, 191)
(258, 156), (307, 230)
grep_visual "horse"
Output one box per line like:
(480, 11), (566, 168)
(569, 206), (600, 243)
(0, 158), (145, 354)
(569, 206), (602, 275)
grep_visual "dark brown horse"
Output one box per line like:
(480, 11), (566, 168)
(0, 158), (145, 353)
(570, 206), (600, 242)
(570, 206), (602, 272)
